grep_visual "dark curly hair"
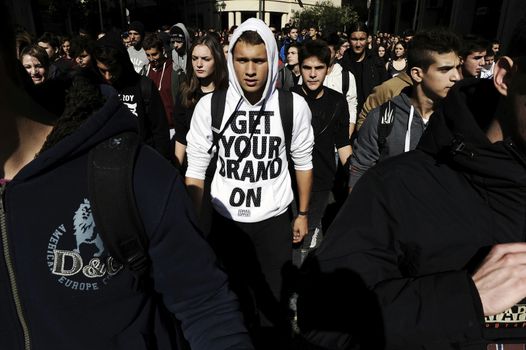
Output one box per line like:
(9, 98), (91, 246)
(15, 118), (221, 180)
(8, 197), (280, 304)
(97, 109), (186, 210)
(40, 74), (106, 153)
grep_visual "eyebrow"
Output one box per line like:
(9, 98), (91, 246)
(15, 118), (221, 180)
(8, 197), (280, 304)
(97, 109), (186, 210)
(436, 63), (459, 70)
(234, 56), (267, 61)
(301, 64), (326, 69)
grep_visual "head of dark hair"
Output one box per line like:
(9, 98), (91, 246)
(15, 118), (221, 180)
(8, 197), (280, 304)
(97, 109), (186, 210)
(70, 36), (95, 59)
(299, 40), (331, 66)
(142, 33), (164, 52)
(324, 32), (341, 48)
(407, 29), (461, 71)
(460, 35), (489, 58)
(20, 45), (51, 71)
(348, 22), (369, 36)
(93, 32), (137, 87)
(394, 40), (408, 57)
(180, 34), (228, 109)
(207, 31), (222, 43)
(16, 31), (33, 58)
(37, 32), (59, 49)
(485, 45), (496, 57)
(233, 30), (265, 52)
(287, 42), (302, 53)
(402, 28), (415, 38)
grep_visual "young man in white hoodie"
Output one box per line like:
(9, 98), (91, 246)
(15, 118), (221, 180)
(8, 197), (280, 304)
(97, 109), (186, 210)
(185, 18), (314, 347)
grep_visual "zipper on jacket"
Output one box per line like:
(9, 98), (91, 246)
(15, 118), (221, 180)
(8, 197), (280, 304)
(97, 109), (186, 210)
(0, 184), (31, 350)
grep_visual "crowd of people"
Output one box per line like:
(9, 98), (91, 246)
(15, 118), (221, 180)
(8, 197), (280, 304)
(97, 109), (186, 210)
(4, 1), (526, 348)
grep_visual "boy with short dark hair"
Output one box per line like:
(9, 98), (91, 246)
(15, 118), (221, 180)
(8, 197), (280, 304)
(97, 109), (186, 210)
(142, 33), (176, 130)
(304, 14), (526, 350)
(349, 29), (462, 190)
(460, 34), (488, 78)
(291, 40), (351, 261)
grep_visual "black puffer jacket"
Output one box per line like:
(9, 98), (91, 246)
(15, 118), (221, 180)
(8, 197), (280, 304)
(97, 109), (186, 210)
(298, 78), (526, 349)
(340, 49), (388, 113)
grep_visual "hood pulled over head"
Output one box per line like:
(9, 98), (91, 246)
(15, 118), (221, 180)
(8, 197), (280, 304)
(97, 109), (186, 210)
(227, 18), (278, 106)
(171, 23), (191, 52)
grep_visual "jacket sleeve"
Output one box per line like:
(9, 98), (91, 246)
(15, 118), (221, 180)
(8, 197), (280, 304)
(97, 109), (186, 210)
(185, 95), (214, 180)
(349, 106), (382, 188)
(146, 79), (171, 160)
(346, 72), (358, 125)
(357, 81), (389, 130)
(173, 92), (189, 145)
(134, 149), (253, 349)
(306, 169), (484, 348)
(335, 95), (351, 149)
(290, 93), (314, 171)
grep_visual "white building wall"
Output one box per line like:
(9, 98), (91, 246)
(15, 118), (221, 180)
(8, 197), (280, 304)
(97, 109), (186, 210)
(202, 0), (342, 30)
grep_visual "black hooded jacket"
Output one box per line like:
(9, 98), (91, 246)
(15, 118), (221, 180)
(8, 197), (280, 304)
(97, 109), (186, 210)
(94, 33), (170, 159)
(0, 83), (252, 349)
(299, 78), (526, 349)
(340, 49), (389, 113)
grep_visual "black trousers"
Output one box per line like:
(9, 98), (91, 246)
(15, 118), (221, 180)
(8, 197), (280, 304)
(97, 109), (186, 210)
(208, 209), (294, 348)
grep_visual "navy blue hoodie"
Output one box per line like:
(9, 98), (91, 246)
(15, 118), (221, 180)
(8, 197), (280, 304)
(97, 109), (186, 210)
(0, 88), (252, 349)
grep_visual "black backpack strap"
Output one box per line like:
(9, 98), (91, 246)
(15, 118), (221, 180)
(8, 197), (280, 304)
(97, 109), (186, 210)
(210, 88), (228, 150)
(140, 76), (152, 117)
(278, 89), (294, 156)
(341, 69), (350, 97)
(88, 131), (149, 279)
(377, 100), (396, 158)
(206, 89), (228, 179)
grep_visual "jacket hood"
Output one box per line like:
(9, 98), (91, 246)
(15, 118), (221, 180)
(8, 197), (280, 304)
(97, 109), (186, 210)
(14, 87), (137, 183)
(227, 18), (279, 106)
(417, 78), (526, 186)
(171, 23), (191, 52)
(390, 88), (414, 115)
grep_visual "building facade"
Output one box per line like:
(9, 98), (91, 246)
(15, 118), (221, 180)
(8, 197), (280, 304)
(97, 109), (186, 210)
(372, 0), (524, 46)
(189, 0), (342, 31)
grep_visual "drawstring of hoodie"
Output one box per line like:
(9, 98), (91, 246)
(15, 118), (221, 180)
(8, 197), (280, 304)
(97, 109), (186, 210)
(404, 105), (415, 152)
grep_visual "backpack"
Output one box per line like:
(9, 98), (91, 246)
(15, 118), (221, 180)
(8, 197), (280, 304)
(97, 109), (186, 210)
(88, 131), (190, 350)
(377, 100), (397, 158)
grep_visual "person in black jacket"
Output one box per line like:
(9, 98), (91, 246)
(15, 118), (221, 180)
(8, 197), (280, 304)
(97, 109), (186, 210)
(298, 16), (526, 350)
(93, 32), (171, 160)
(291, 40), (351, 264)
(340, 22), (389, 116)
(0, 4), (253, 348)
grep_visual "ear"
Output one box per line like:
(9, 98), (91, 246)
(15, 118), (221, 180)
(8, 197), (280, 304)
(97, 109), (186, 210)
(410, 66), (423, 83)
(493, 56), (514, 96)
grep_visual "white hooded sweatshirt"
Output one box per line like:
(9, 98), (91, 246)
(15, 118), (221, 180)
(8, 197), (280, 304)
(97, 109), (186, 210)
(186, 18), (314, 223)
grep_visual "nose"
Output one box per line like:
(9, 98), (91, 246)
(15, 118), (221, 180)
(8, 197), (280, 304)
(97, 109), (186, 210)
(309, 68), (316, 78)
(246, 62), (256, 76)
(451, 68), (461, 82)
(196, 59), (203, 68)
